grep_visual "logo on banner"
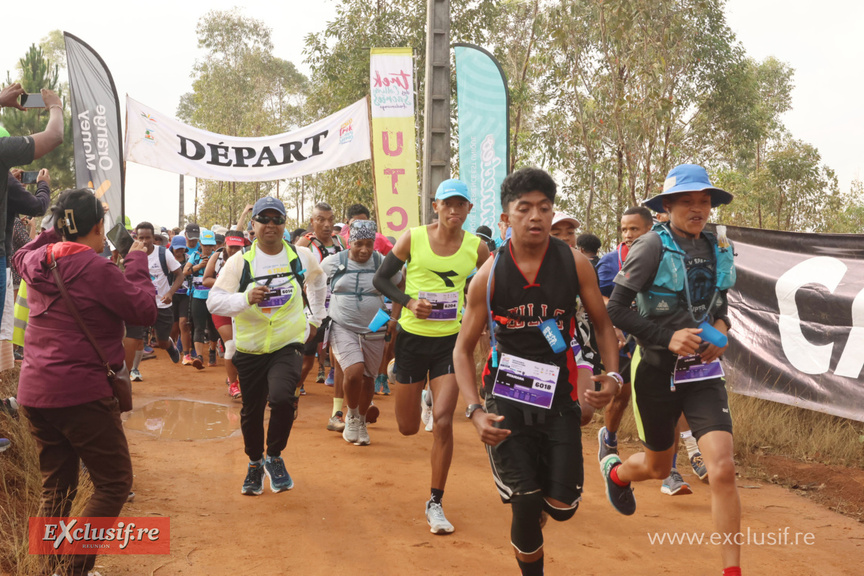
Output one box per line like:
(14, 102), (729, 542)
(371, 69), (412, 112)
(29, 516), (170, 555)
(340, 119), (354, 145)
(77, 105), (114, 171)
(141, 112), (158, 144)
(479, 134), (502, 226)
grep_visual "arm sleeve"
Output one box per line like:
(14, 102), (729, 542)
(607, 284), (675, 349)
(298, 246), (327, 326)
(373, 252), (411, 306)
(596, 252), (617, 297)
(207, 252), (251, 316)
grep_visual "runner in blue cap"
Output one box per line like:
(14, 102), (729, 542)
(602, 163), (742, 576)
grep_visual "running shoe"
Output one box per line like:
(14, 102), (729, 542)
(374, 374), (390, 395)
(208, 350), (217, 367)
(182, 354), (193, 366)
(217, 339), (225, 358)
(264, 456), (294, 493)
(228, 380), (241, 399)
(343, 413), (361, 444)
(366, 403), (380, 425)
(325, 368), (335, 386)
(166, 339), (180, 363)
(130, 369), (143, 382)
(143, 345), (154, 354)
(1, 397), (18, 417)
(661, 469), (692, 496)
(298, 384), (307, 396)
(192, 355), (204, 370)
(597, 426), (618, 462)
(141, 350), (156, 360)
(425, 500), (454, 534)
(316, 367), (326, 383)
(690, 452), (709, 481)
(241, 460), (264, 496)
(600, 454), (636, 515)
(355, 421), (370, 446)
(0, 438), (10, 453)
(327, 411), (346, 432)
(126, 491), (135, 503)
(421, 389), (433, 432)
(13, 348), (23, 361)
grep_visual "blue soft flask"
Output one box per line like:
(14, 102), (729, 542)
(539, 319), (567, 354)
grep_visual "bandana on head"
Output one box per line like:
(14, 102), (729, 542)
(349, 220), (377, 243)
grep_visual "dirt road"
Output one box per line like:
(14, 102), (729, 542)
(95, 354), (862, 575)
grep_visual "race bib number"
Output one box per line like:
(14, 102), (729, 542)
(258, 286), (294, 309)
(673, 354), (724, 384)
(192, 276), (208, 291)
(419, 291), (458, 321)
(492, 353), (560, 410)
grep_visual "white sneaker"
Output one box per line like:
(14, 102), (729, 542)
(342, 413), (360, 444)
(425, 500), (454, 534)
(421, 389), (433, 432)
(355, 421), (370, 446)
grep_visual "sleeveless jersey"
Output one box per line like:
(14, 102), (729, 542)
(489, 237), (579, 405)
(400, 225), (480, 337)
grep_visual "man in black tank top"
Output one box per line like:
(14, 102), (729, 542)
(453, 168), (622, 576)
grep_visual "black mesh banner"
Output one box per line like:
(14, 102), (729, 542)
(720, 225), (864, 422)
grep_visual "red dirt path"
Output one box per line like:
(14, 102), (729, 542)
(94, 353), (863, 575)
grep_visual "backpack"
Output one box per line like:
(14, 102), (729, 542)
(328, 250), (383, 306)
(238, 242), (309, 311)
(157, 246), (174, 284)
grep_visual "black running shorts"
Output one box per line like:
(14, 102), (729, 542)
(126, 307), (173, 342)
(393, 328), (457, 384)
(482, 394), (583, 507)
(631, 346), (734, 452)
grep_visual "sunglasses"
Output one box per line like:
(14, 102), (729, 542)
(252, 215), (286, 225)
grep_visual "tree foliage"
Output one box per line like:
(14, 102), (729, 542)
(2, 43), (75, 192)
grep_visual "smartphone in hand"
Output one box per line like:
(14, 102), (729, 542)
(19, 93), (46, 108)
(20, 171), (39, 184)
(107, 222), (135, 257)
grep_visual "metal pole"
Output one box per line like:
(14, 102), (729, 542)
(421, 0), (451, 224)
(178, 174), (185, 227)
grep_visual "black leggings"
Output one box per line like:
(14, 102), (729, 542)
(191, 297), (218, 344)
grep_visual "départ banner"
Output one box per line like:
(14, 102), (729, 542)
(124, 97), (371, 182)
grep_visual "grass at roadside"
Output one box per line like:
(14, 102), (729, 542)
(0, 368), (93, 576)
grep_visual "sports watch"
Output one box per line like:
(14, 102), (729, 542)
(465, 403), (485, 419)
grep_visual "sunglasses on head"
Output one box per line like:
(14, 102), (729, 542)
(252, 215), (286, 225)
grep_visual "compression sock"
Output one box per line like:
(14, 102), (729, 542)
(610, 464), (629, 487)
(332, 398), (343, 417)
(681, 430), (700, 458)
(722, 567), (741, 576)
(605, 429), (618, 446)
(517, 557), (544, 576)
(133, 350), (143, 370)
(429, 488), (444, 505)
(672, 453), (678, 470)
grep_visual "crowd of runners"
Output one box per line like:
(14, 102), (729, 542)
(2, 84), (742, 576)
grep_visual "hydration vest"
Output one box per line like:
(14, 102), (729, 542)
(328, 250), (384, 309)
(635, 223), (736, 321)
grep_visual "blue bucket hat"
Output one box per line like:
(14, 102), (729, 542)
(434, 179), (471, 202)
(643, 164), (733, 213)
(199, 228), (216, 246)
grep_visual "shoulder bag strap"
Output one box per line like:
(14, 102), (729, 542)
(49, 251), (116, 378)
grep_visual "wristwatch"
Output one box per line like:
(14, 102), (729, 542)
(465, 403), (485, 419)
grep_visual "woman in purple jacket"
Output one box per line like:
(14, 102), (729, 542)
(13, 189), (157, 576)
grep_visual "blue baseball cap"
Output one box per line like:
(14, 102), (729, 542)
(643, 164), (733, 213)
(253, 196), (286, 217)
(434, 179), (471, 202)
(199, 228), (216, 246)
(170, 235), (187, 250)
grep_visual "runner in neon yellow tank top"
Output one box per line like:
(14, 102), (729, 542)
(373, 179), (490, 535)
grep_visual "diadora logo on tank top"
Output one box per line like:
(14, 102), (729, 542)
(429, 269), (459, 288)
(504, 304), (565, 330)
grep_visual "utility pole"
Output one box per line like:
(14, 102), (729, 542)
(178, 174), (185, 227)
(421, 0), (451, 224)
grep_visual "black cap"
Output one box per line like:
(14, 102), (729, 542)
(185, 223), (200, 240)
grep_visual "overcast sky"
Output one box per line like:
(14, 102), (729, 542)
(2, 0), (861, 229)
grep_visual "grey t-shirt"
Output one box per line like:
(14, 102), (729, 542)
(0, 136), (36, 259)
(614, 229), (722, 350)
(320, 252), (402, 333)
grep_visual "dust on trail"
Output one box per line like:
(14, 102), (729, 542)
(95, 355), (864, 575)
